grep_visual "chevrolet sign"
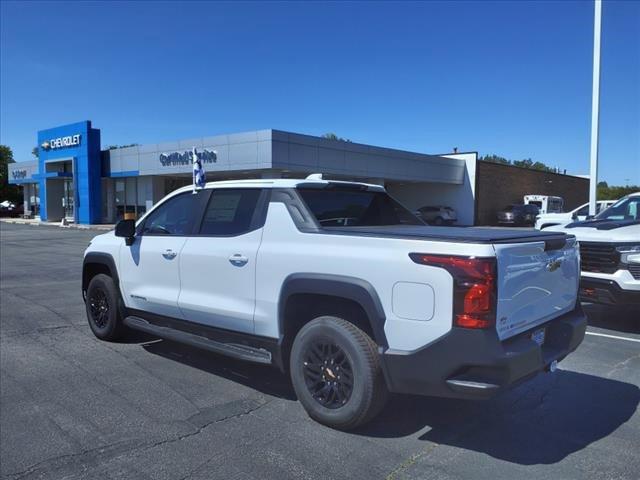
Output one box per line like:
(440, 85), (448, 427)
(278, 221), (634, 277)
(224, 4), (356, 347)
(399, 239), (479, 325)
(41, 134), (81, 150)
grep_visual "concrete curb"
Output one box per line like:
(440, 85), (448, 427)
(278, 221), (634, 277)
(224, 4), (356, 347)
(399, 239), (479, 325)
(0, 218), (114, 231)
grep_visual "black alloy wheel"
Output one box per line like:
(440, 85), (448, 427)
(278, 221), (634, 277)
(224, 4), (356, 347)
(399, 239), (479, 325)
(290, 316), (389, 430)
(89, 288), (110, 328)
(302, 340), (354, 409)
(85, 273), (124, 341)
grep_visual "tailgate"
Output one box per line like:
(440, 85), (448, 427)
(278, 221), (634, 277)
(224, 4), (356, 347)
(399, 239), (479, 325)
(493, 236), (580, 340)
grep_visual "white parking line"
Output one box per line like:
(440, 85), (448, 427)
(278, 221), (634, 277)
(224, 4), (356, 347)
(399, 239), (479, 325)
(585, 331), (640, 343)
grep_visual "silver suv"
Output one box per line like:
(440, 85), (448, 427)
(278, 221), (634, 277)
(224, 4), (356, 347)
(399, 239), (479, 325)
(415, 205), (457, 225)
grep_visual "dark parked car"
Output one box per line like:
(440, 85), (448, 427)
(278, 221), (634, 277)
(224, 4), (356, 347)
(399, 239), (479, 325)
(497, 204), (539, 227)
(0, 202), (24, 218)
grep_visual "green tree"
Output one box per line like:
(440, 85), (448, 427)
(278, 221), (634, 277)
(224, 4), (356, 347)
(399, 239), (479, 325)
(480, 154), (555, 172)
(321, 133), (351, 142)
(478, 154), (510, 165)
(0, 145), (20, 203)
(597, 182), (639, 200)
(106, 143), (139, 150)
(512, 158), (555, 172)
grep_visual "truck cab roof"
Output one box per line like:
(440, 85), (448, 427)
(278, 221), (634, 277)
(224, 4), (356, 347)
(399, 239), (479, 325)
(171, 176), (385, 194)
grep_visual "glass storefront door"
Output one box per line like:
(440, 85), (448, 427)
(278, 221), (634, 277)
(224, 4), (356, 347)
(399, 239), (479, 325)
(63, 179), (74, 220)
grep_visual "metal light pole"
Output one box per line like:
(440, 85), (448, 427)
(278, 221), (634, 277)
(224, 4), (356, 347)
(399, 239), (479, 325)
(589, 0), (602, 216)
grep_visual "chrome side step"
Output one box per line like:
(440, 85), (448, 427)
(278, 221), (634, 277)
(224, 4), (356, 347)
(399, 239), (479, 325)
(445, 378), (501, 398)
(124, 316), (272, 365)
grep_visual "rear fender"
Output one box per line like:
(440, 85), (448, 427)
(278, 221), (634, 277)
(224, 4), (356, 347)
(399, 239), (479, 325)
(279, 273), (388, 348)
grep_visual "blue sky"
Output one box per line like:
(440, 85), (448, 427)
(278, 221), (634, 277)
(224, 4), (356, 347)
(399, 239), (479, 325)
(1, 0), (638, 185)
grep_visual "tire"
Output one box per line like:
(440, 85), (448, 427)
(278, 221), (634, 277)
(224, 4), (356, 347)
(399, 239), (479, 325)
(433, 216), (444, 226)
(290, 316), (389, 430)
(85, 273), (124, 341)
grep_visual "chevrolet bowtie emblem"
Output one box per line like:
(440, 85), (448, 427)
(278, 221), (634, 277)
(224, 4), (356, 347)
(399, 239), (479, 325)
(547, 259), (563, 272)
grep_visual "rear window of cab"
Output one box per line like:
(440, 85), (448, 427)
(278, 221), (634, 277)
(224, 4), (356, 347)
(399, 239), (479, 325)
(297, 188), (422, 227)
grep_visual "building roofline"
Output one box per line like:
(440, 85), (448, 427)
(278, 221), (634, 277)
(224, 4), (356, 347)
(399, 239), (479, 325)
(477, 159), (588, 180)
(432, 151), (478, 157)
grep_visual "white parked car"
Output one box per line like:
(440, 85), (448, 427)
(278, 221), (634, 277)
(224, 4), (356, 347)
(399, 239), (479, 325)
(83, 176), (586, 429)
(535, 200), (617, 230)
(545, 192), (640, 309)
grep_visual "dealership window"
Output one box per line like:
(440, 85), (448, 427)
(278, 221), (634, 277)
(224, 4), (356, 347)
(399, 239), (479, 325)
(24, 183), (40, 217)
(114, 177), (149, 221)
(114, 179), (128, 221)
(32, 183), (40, 216)
(164, 177), (192, 196)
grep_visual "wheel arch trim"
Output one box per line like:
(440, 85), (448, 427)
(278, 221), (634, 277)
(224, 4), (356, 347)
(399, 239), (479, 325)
(279, 273), (388, 348)
(82, 252), (120, 294)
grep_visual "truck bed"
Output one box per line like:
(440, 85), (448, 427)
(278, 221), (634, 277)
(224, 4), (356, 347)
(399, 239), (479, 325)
(323, 225), (569, 244)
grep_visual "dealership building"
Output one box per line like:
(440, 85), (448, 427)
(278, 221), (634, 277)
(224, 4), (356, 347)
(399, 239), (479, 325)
(8, 120), (588, 226)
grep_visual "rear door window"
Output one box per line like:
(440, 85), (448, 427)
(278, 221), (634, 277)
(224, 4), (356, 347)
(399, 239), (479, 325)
(199, 189), (263, 235)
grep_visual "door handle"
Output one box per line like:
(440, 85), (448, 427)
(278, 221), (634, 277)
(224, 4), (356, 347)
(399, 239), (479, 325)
(229, 254), (248, 267)
(162, 249), (177, 260)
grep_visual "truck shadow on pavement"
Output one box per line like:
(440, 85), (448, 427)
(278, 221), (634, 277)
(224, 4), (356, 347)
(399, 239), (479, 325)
(140, 339), (638, 466)
(583, 303), (639, 334)
(142, 339), (297, 400)
(358, 370), (640, 465)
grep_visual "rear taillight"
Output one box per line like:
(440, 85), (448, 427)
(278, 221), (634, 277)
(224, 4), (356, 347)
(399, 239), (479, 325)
(409, 254), (497, 329)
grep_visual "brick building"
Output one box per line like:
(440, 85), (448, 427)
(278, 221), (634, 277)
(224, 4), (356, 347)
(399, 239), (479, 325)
(474, 161), (589, 225)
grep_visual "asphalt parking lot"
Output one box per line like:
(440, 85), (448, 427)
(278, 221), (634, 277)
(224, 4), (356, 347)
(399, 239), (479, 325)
(1, 222), (638, 480)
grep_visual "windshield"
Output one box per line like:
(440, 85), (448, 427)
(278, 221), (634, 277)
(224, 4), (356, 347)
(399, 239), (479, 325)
(594, 196), (640, 221)
(298, 187), (423, 227)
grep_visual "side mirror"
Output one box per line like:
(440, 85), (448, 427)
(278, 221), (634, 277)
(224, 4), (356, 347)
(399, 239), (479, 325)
(571, 212), (578, 220)
(115, 219), (136, 245)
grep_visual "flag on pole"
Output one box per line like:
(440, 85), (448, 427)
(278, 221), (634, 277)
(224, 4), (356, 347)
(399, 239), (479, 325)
(192, 147), (206, 192)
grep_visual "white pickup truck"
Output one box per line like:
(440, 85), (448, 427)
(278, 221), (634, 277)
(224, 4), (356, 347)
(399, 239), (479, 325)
(546, 192), (640, 310)
(83, 176), (586, 429)
(535, 200), (616, 230)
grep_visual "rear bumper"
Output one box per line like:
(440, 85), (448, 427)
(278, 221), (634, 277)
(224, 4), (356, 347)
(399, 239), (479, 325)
(380, 304), (587, 399)
(579, 277), (640, 305)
